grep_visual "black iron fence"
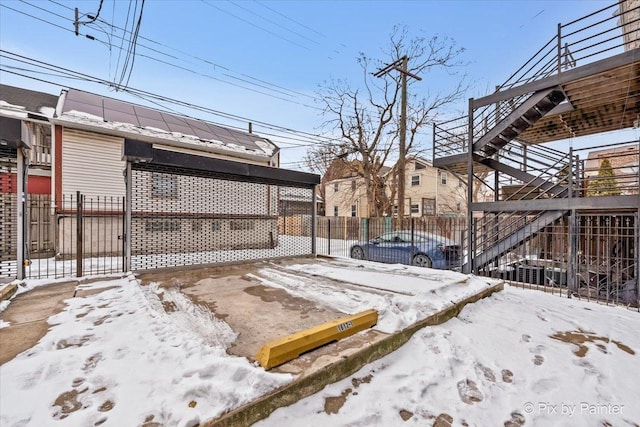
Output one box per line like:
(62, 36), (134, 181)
(316, 216), (467, 269)
(475, 213), (638, 308)
(22, 193), (125, 279)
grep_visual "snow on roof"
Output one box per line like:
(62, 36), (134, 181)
(0, 84), (58, 120)
(55, 89), (278, 159)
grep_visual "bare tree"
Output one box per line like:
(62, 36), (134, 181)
(312, 26), (468, 217)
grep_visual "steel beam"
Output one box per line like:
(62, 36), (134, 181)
(472, 194), (639, 212)
(473, 49), (640, 108)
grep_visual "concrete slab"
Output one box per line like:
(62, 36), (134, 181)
(0, 281), (77, 365)
(1, 258), (503, 426)
(137, 257), (504, 426)
(137, 259), (352, 363)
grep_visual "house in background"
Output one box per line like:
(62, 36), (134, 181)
(585, 144), (639, 195)
(323, 156), (466, 218)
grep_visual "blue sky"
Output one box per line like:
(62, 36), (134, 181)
(0, 0), (628, 168)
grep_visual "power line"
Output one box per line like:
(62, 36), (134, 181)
(200, 0), (311, 51)
(227, 0), (321, 46)
(8, 1), (319, 109)
(32, 1), (318, 104)
(253, 0), (326, 39)
(0, 49), (343, 149)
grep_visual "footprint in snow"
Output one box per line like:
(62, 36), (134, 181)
(457, 379), (483, 405)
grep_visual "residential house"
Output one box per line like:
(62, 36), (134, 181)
(1, 84), (283, 260)
(585, 144), (639, 195)
(323, 157), (465, 217)
(1, 85), (58, 262)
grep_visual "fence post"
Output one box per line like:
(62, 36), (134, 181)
(568, 210), (577, 298)
(16, 148), (26, 280)
(311, 186), (317, 256)
(327, 218), (331, 256)
(76, 191), (83, 277)
(411, 217), (415, 259)
(635, 212), (639, 311)
(124, 162), (132, 272)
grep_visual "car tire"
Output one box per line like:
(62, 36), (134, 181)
(412, 253), (432, 268)
(351, 246), (365, 260)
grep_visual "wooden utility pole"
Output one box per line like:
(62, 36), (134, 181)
(374, 56), (421, 222)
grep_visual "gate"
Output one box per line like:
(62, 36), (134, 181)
(125, 142), (319, 271)
(0, 146), (18, 282)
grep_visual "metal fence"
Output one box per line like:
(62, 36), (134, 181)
(22, 193), (125, 279)
(316, 216), (467, 268)
(476, 213), (638, 308)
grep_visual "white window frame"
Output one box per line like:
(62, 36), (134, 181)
(411, 175), (420, 186)
(410, 203), (420, 214)
(333, 206), (338, 216)
(441, 172), (448, 185)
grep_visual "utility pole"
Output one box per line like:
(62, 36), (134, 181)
(374, 56), (421, 222)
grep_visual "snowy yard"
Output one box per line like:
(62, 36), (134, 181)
(0, 258), (638, 427)
(257, 287), (640, 427)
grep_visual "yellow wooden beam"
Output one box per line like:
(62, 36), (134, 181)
(255, 309), (378, 370)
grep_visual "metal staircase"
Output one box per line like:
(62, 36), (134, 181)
(474, 87), (566, 156)
(462, 141), (576, 272)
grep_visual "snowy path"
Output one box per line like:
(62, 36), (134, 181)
(0, 276), (291, 427)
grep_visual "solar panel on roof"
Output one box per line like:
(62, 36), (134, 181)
(159, 112), (188, 125)
(60, 89), (276, 153)
(133, 106), (164, 121)
(137, 117), (169, 132)
(104, 109), (140, 126)
(63, 98), (104, 119)
(166, 122), (195, 136)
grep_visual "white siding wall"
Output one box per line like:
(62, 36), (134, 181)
(62, 129), (125, 197)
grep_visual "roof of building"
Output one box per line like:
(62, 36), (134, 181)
(54, 88), (278, 160)
(1, 84), (280, 161)
(0, 84), (58, 120)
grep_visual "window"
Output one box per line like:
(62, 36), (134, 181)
(456, 202), (462, 212)
(441, 172), (448, 185)
(191, 220), (203, 232)
(230, 220), (255, 231)
(211, 220), (221, 231)
(334, 183), (339, 192)
(411, 175), (420, 186)
(393, 205), (398, 214)
(422, 198), (436, 216)
(351, 180), (356, 190)
(458, 179), (463, 188)
(410, 204), (419, 214)
(151, 173), (178, 199)
(333, 206), (338, 216)
(351, 204), (357, 217)
(145, 220), (180, 232)
(415, 162), (426, 170)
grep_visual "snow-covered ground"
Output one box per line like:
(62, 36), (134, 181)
(1, 259), (638, 427)
(257, 287), (640, 427)
(0, 276), (292, 427)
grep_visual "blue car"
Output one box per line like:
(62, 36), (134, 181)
(349, 231), (461, 269)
